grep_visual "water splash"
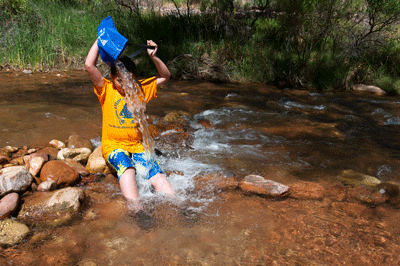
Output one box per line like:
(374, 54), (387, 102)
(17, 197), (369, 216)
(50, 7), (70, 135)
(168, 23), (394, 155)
(114, 61), (155, 179)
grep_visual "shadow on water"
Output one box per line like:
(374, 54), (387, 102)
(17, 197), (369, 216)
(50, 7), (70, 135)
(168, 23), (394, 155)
(2, 70), (400, 265)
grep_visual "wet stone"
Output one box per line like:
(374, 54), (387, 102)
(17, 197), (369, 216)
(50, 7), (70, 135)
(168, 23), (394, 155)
(337, 169), (381, 187)
(288, 181), (326, 200)
(40, 160), (80, 187)
(0, 166), (33, 197)
(49, 139), (66, 150)
(0, 219), (30, 246)
(57, 147), (91, 164)
(239, 175), (290, 197)
(67, 134), (93, 150)
(0, 192), (19, 219)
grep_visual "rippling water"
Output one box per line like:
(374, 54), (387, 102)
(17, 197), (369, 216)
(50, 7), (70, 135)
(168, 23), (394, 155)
(2, 70), (400, 265)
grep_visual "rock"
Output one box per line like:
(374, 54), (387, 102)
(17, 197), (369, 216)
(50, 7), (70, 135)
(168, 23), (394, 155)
(18, 187), (85, 227)
(164, 111), (190, 124)
(239, 175), (290, 197)
(57, 148), (91, 164)
(0, 219), (30, 246)
(0, 154), (10, 164)
(0, 166), (33, 197)
(79, 174), (102, 185)
(86, 146), (112, 174)
(336, 170), (381, 187)
(348, 186), (389, 205)
(9, 157), (24, 165)
(289, 181), (326, 200)
(40, 161), (80, 187)
(67, 135), (93, 150)
(352, 84), (386, 96)
(194, 172), (238, 192)
(37, 179), (57, 192)
(28, 157), (45, 177)
(1, 146), (18, 157)
(196, 119), (215, 129)
(156, 132), (194, 151)
(49, 139), (66, 150)
(22, 69), (32, 74)
(62, 158), (90, 176)
(36, 147), (59, 160)
(0, 193), (19, 219)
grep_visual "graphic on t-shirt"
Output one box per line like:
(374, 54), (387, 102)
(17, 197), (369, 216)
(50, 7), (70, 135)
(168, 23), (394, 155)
(114, 98), (136, 127)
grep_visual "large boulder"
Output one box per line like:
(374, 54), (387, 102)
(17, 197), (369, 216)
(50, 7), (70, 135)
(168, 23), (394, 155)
(239, 175), (290, 197)
(18, 187), (85, 227)
(0, 219), (30, 246)
(0, 166), (33, 197)
(40, 161), (80, 187)
(0, 192), (19, 219)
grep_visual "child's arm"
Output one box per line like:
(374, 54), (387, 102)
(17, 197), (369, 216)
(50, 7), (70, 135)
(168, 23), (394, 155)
(85, 40), (104, 89)
(147, 40), (171, 86)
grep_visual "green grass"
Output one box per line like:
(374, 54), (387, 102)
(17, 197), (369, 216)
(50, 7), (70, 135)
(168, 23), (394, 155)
(1, 0), (400, 94)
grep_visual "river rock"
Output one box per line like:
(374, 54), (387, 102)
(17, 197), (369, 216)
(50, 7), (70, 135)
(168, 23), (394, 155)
(164, 111), (190, 125)
(0, 193), (19, 219)
(62, 158), (90, 176)
(336, 169), (381, 187)
(0, 154), (10, 164)
(289, 181), (326, 200)
(352, 84), (386, 96)
(37, 179), (57, 192)
(1, 146), (18, 157)
(67, 134), (93, 150)
(0, 166), (33, 197)
(40, 160), (80, 187)
(86, 146), (112, 174)
(28, 156), (46, 177)
(0, 219), (30, 246)
(57, 148), (91, 164)
(36, 147), (59, 160)
(239, 175), (290, 197)
(18, 187), (85, 227)
(49, 139), (66, 150)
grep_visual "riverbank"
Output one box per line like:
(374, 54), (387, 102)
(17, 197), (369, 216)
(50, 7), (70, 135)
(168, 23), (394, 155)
(2, 0), (400, 93)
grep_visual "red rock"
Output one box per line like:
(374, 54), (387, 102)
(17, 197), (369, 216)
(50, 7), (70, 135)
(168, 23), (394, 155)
(67, 134), (93, 150)
(288, 181), (326, 200)
(239, 175), (290, 197)
(62, 159), (90, 176)
(40, 161), (80, 187)
(0, 192), (19, 219)
(36, 147), (59, 160)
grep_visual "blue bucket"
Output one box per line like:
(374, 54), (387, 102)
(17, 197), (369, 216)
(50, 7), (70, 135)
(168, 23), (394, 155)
(97, 16), (128, 64)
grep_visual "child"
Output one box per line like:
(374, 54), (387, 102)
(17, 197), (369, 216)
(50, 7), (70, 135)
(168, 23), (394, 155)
(85, 39), (174, 212)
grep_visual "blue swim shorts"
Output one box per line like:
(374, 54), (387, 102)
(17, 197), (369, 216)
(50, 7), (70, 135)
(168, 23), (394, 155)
(107, 149), (163, 180)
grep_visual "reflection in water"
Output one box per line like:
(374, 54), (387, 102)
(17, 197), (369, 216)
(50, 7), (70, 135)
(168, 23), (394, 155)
(1, 71), (400, 265)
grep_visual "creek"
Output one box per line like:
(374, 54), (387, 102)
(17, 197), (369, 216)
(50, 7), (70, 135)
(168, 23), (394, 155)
(1, 70), (400, 265)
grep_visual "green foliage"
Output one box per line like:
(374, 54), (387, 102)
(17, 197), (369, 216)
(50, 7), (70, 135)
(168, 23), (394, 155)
(1, 0), (400, 93)
(1, 0), (32, 14)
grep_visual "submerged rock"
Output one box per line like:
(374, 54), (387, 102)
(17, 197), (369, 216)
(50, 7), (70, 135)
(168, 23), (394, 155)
(194, 172), (238, 192)
(336, 170), (381, 187)
(0, 219), (30, 246)
(239, 175), (290, 197)
(18, 187), (85, 227)
(0, 166), (33, 197)
(0, 192), (19, 219)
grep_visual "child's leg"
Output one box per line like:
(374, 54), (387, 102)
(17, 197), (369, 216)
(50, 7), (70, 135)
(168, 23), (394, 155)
(119, 168), (139, 201)
(148, 173), (175, 196)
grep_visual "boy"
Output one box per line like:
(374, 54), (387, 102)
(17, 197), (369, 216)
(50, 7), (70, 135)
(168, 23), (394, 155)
(85, 39), (174, 212)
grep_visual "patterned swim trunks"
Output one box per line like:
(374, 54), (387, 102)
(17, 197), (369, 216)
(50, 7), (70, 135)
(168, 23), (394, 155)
(107, 149), (163, 180)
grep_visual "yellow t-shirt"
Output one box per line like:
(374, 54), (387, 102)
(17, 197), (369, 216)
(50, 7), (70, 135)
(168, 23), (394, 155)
(94, 77), (158, 159)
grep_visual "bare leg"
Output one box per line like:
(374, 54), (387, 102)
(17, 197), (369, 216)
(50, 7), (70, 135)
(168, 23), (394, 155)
(119, 168), (141, 212)
(148, 173), (175, 196)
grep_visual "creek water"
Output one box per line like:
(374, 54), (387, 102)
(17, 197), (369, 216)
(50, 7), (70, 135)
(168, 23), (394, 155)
(1, 70), (400, 265)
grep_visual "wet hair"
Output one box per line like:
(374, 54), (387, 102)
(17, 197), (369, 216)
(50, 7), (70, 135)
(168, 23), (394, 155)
(110, 56), (137, 78)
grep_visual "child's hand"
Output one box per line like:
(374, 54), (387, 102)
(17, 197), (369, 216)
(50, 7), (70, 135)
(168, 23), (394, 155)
(147, 40), (158, 58)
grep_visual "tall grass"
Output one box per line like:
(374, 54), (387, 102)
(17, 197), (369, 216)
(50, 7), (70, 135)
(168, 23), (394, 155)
(1, 0), (400, 94)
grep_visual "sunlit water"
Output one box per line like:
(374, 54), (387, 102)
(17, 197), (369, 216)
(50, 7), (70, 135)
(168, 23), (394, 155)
(1, 71), (400, 265)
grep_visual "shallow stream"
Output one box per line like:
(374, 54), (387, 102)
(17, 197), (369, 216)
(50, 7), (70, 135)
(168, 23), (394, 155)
(1, 70), (400, 265)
